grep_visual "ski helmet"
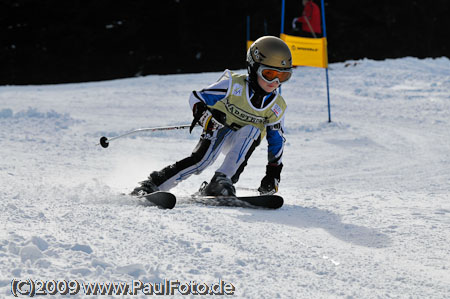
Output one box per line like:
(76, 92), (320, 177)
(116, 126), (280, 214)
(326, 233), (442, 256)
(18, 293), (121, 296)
(247, 36), (292, 71)
(247, 36), (292, 92)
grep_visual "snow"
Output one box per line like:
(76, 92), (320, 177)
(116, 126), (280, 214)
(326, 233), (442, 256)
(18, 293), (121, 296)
(1, 57), (450, 298)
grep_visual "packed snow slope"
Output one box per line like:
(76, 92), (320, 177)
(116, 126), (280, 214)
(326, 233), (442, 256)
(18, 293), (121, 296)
(1, 57), (449, 298)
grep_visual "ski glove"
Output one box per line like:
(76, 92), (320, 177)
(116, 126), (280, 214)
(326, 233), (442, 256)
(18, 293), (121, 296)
(258, 163), (283, 195)
(190, 101), (225, 134)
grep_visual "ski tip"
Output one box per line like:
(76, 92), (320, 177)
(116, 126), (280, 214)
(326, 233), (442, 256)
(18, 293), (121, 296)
(144, 191), (176, 209)
(267, 195), (284, 209)
(164, 196), (176, 209)
(159, 192), (176, 209)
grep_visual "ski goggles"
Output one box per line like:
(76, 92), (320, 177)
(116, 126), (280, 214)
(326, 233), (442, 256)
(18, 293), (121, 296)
(257, 65), (292, 84)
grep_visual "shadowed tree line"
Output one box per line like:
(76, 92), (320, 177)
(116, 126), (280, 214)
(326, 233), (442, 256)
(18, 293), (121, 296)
(1, 0), (448, 84)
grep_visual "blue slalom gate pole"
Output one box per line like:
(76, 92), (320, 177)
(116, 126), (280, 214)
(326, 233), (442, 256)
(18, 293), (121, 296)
(247, 15), (250, 43)
(279, 0), (286, 94)
(280, 0), (285, 34)
(321, 0), (331, 122)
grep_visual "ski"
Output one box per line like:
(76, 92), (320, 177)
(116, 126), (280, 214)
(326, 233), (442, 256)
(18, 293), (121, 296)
(140, 191), (176, 209)
(191, 194), (283, 209)
(131, 191), (282, 210)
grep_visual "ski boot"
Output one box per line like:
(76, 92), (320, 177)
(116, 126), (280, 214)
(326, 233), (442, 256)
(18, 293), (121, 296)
(131, 177), (159, 196)
(131, 165), (178, 196)
(200, 172), (236, 196)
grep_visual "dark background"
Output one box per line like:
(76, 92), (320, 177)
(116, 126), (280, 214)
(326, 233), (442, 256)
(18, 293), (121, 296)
(1, 0), (449, 85)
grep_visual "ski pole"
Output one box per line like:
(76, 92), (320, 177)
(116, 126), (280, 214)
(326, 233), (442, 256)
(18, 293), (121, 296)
(98, 124), (193, 148)
(304, 17), (317, 38)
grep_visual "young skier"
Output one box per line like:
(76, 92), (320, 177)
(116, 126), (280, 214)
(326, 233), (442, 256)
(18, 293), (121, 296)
(132, 36), (292, 197)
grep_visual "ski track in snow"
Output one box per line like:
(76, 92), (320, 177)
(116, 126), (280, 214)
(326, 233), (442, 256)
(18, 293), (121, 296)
(1, 57), (449, 298)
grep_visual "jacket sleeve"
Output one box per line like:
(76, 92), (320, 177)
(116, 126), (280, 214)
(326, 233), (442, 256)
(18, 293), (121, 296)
(189, 74), (231, 111)
(296, 2), (313, 23)
(266, 117), (285, 165)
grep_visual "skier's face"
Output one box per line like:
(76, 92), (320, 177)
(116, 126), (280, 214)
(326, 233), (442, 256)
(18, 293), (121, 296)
(257, 75), (280, 93)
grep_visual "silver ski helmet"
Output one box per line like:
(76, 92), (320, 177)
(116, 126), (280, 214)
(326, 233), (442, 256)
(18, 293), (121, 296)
(247, 36), (292, 91)
(247, 36), (292, 72)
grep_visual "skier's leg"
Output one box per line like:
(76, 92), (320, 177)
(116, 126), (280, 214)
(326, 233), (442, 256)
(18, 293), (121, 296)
(201, 125), (261, 196)
(218, 125), (261, 180)
(132, 127), (232, 194)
